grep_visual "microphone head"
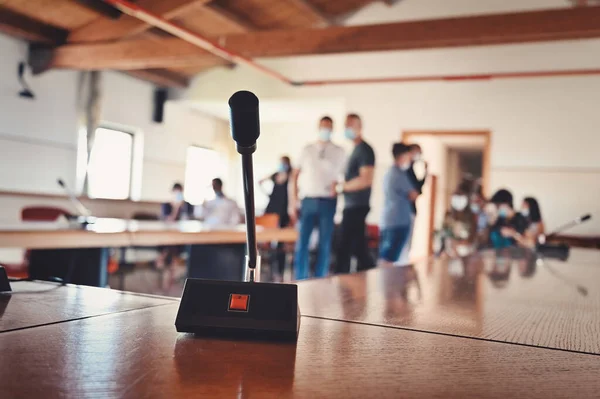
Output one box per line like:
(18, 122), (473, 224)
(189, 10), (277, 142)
(57, 178), (65, 187)
(228, 91), (260, 151)
(580, 214), (592, 223)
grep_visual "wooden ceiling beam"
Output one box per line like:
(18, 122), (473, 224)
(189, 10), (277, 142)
(204, 4), (256, 32)
(29, 38), (226, 71)
(33, 7), (600, 70)
(125, 69), (189, 88)
(67, 0), (211, 43)
(215, 6), (600, 58)
(287, 0), (333, 26)
(0, 8), (68, 44)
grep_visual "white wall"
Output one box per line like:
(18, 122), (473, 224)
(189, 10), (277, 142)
(184, 0), (600, 235)
(0, 33), (226, 219)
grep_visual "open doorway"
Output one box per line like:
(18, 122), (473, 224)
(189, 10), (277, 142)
(401, 131), (491, 260)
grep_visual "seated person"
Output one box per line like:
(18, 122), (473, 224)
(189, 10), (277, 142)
(488, 188), (529, 249)
(161, 182), (194, 221)
(195, 178), (241, 227)
(378, 143), (419, 266)
(521, 197), (545, 243)
(442, 181), (477, 257)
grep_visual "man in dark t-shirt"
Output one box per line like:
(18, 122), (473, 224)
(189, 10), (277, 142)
(335, 113), (376, 274)
(488, 188), (529, 248)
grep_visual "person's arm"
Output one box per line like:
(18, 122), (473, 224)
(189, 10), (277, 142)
(288, 148), (306, 223)
(343, 166), (374, 192)
(342, 146), (375, 193)
(258, 173), (275, 195)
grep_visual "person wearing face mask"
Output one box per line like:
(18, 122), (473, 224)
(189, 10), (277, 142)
(195, 178), (241, 227)
(378, 143), (419, 266)
(334, 113), (376, 274)
(441, 181), (477, 258)
(506, 196), (545, 248)
(397, 143), (428, 264)
(161, 182), (194, 222)
(289, 116), (346, 280)
(259, 156), (292, 281)
(488, 188), (528, 249)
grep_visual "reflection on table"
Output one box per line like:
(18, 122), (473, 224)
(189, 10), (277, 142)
(298, 248), (600, 354)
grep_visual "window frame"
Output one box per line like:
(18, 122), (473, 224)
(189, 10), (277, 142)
(80, 123), (136, 200)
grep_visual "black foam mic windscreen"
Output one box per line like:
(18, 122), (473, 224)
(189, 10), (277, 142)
(229, 91), (260, 149)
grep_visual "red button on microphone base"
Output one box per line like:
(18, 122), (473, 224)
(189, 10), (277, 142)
(228, 294), (250, 312)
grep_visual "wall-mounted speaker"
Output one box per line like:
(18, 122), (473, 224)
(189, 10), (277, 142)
(153, 88), (168, 123)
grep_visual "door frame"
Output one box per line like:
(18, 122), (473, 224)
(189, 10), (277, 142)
(401, 130), (491, 196)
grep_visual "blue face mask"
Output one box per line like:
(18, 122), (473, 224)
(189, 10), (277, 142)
(470, 204), (480, 213)
(344, 127), (356, 140)
(174, 191), (184, 202)
(319, 128), (332, 141)
(498, 207), (508, 218)
(278, 163), (289, 173)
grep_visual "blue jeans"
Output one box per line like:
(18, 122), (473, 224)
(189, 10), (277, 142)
(294, 198), (337, 280)
(379, 225), (411, 262)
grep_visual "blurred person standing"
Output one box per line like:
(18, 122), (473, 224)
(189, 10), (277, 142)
(397, 143), (428, 264)
(378, 143), (419, 266)
(260, 156), (292, 281)
(335, 113), (376, 274)
(289, 116), (346, 280)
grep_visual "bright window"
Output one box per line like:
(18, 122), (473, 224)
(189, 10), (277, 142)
(87, 127), (134, 199)
(184, 146), (225, 205)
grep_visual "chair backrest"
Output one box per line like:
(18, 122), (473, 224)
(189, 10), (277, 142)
(21, 206), (71, 222)
(366, 224), (380, 248)
(256, 213), (280, 229)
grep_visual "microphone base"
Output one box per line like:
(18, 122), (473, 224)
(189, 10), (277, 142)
(0, 266), (12, 292)
(175, 278), (300, 341)
(536, 243), (570, 261)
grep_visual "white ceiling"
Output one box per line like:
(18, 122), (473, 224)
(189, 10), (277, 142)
(346, 0), (570, 26)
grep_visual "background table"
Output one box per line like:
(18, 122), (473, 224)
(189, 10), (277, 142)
(2, 248), (600, 398)
(0, 219), (297, 287)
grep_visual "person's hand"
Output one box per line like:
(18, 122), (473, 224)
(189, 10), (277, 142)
(288, 199), (299, 225)
(501, 227), (515, 238)
(330, 182), (339, 198)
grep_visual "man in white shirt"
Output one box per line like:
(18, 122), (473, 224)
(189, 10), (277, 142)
(289, 116), (346, 280)
(195, 178), (241, 227)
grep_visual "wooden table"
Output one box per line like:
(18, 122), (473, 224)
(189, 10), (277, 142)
(2, 249), (600, 398)
(0, 219), (297, 287)
(0, 219), (298, 249)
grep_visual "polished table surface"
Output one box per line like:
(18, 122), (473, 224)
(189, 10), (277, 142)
(2, 249), (600, 398)
(298, 248), (600, 354)
(0, 218), (298, 249)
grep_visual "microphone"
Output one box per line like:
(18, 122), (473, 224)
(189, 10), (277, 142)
(229, 91), (260, 281)
(229, 90), (260, 154)
(536, 213), (592, 260)
(175, 91), (300, 341)
(57, 178), (92, 218)
(538, 213), (592, 244)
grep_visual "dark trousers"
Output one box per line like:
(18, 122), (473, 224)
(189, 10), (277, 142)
(336, 206), (374, 274)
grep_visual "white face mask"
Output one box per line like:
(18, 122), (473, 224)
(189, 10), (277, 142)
(400, 162), (411, 171)
(451, 195), (468, 211)
(413, 153), (422, 162)
(521, 208), (530, 218)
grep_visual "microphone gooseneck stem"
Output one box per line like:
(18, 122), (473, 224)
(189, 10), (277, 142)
(241, 152), (258, 270)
